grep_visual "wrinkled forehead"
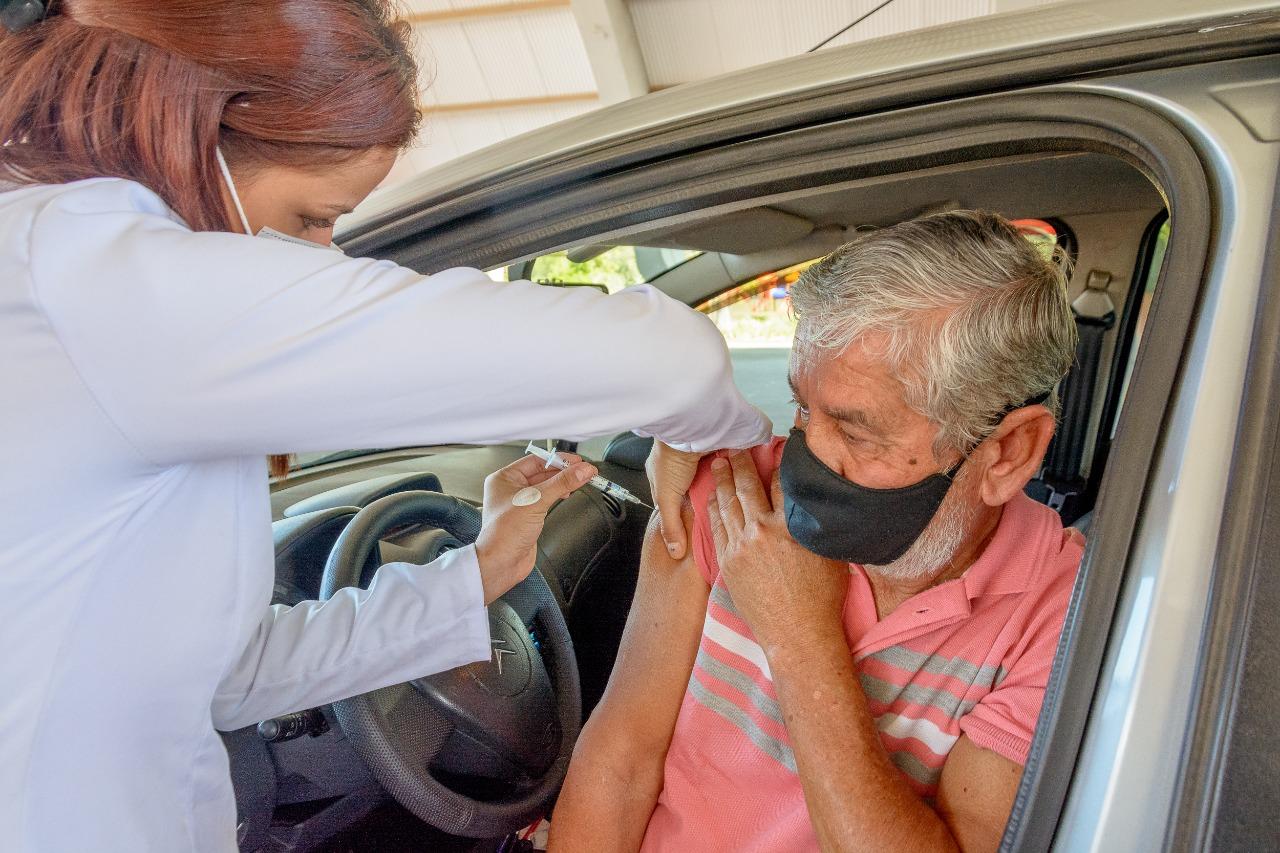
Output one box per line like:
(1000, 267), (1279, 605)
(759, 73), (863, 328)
(789, 331), (899, 395)
(788, 335), (934, 437)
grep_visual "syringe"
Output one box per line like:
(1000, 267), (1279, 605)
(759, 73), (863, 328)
(524, 442), (652, 509)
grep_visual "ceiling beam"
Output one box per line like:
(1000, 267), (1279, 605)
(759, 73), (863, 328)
(422, 92), (598, 113)
(405, 0), (570, 26)
(568, 0), (650, 105)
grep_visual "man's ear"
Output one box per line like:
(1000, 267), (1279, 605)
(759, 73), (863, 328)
(975, 405), (1056, 507)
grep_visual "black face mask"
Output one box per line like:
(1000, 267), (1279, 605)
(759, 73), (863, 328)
(778, 429), (961, 565)
(778, 393), (1048, 565)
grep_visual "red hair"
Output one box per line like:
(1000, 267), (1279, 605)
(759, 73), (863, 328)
(0, 0), (420, 232)
(1, 1), (421, 477)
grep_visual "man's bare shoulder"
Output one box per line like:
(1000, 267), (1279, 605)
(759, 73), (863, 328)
(641, 508), (706, 584)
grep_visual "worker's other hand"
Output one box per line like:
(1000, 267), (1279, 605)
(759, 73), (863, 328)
(475, 453), (597, 604)
(646, 441), (705, 560)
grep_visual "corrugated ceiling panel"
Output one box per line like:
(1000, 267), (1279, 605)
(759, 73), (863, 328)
(634, 0), (1039, 85)
(629, 0), (725, 88)
(414, 8), (591, 103)
(403, 0), (457, 13)
(447, 0), (525, 8)
(413, 21), (493, 103)
(778, 0), (866, 54)
(497, 100), (599, 137)
(402, 0), (525, 10)
(462, 15), (552, 98)
(704, 0), (784, 75)
(435, 111), (510, 156)
(396, 99), (601, 175)
(383, 127), (454, 187)
(926, 0), (997, 25)
(825, 0), (994, 45)
(522, 10), (597, 93)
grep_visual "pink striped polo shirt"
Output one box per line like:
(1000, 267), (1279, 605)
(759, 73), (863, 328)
(640, 438), (1084, 853)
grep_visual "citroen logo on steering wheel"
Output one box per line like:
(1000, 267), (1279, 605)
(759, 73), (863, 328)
(491, 638), (517, 675)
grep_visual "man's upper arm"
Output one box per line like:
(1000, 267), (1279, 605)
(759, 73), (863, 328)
(934, 735), (1023, 853)
(933, 543), (1079, 851)
(552, 517), (709, 852)
(583, 511), (711, 758)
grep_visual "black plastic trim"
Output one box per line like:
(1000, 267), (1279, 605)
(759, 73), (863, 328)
(372, 96), (1194, 280)
(1166, 163), (1280, 852)
(1087, 210), (1170, 511)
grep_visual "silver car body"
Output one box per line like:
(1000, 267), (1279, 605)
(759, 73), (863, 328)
(1055, 56), (1277, 851)
(339, 2), (1280, 848)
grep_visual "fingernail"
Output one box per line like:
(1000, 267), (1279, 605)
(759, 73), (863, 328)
(666, 541), (678, 555)
(711, 457), (728, 470)
(576, 465), (595, 483)
(512, 486), (541, 506)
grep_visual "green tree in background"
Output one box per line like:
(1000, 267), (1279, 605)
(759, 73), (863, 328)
(531, 248), (644, 293)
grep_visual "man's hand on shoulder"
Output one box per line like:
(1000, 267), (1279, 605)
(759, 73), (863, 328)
(705, 451), (848, 657)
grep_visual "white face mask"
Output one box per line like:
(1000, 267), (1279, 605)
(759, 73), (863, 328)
(215, 147), (342, 252)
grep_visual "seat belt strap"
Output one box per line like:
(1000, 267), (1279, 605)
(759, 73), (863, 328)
(1044, 269), (1116, 484)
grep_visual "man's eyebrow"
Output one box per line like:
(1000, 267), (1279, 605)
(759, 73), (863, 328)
(788, 373), (889, 436)
(824, 405), (889, 436)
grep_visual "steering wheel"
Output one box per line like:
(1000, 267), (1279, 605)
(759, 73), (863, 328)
(318, 490), (580, 838)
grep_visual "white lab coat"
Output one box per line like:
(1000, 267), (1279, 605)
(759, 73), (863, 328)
(0, 178), (771, 852)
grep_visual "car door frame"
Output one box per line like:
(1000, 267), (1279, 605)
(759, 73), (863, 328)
(1166, 169), (1280, 853)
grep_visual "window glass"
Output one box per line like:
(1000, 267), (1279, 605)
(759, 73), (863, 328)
(1112, 218), (1169, 436)
(1011, 218), (1060, 260)
(695, 258), (821, 433)
(520, 246), (700, 293)
(635, 247), (702, 281)
(693, 225), (1067, 438)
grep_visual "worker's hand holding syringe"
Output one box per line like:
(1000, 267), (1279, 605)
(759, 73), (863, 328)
(474, 452), (597, 604)
(475, 444), (653, 605)
(521, 442), (652, 509)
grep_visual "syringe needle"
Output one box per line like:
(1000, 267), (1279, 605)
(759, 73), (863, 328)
(525, 442), (652, 510)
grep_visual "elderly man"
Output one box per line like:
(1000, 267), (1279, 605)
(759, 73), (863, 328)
(550, 211), (1083, 853)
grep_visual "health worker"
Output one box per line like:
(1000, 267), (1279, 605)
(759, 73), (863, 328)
(0, 2), (771, 851)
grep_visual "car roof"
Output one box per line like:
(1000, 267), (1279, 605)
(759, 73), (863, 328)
(342, 0), (1277, 238)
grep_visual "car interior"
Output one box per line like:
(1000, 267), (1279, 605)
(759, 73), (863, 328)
(229, 148), (1170, 852)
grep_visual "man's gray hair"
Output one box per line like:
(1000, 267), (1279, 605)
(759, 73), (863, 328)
(790, 210), (1077, 456)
